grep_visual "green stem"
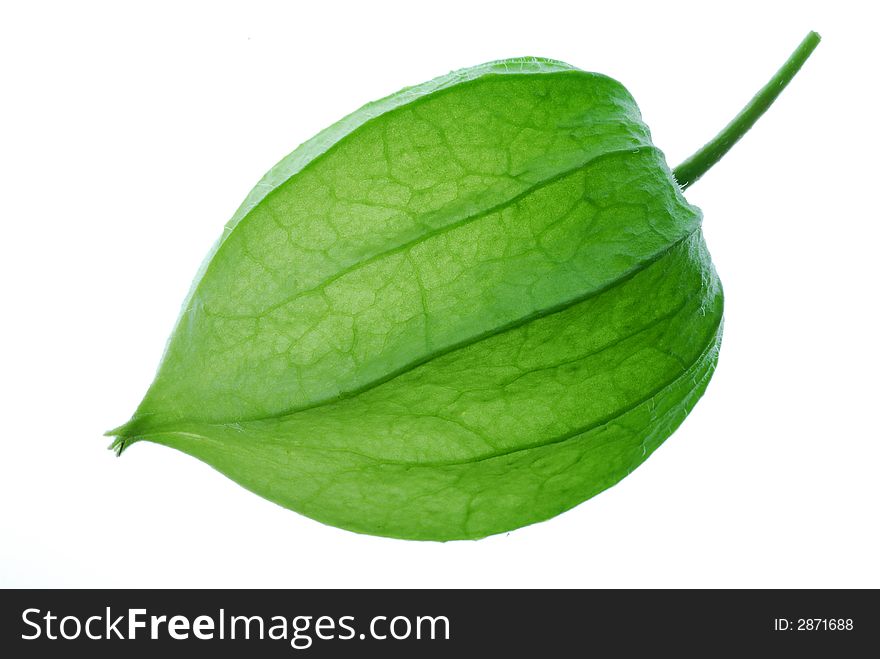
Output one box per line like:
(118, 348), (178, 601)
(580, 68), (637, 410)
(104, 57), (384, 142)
(673, 31), (821, 191)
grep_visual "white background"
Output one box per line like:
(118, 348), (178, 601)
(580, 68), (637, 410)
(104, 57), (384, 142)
(2, 1), (877, 588)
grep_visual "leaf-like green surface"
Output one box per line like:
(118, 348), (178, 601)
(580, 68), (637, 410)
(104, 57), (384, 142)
(111, 57), (723, 540)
